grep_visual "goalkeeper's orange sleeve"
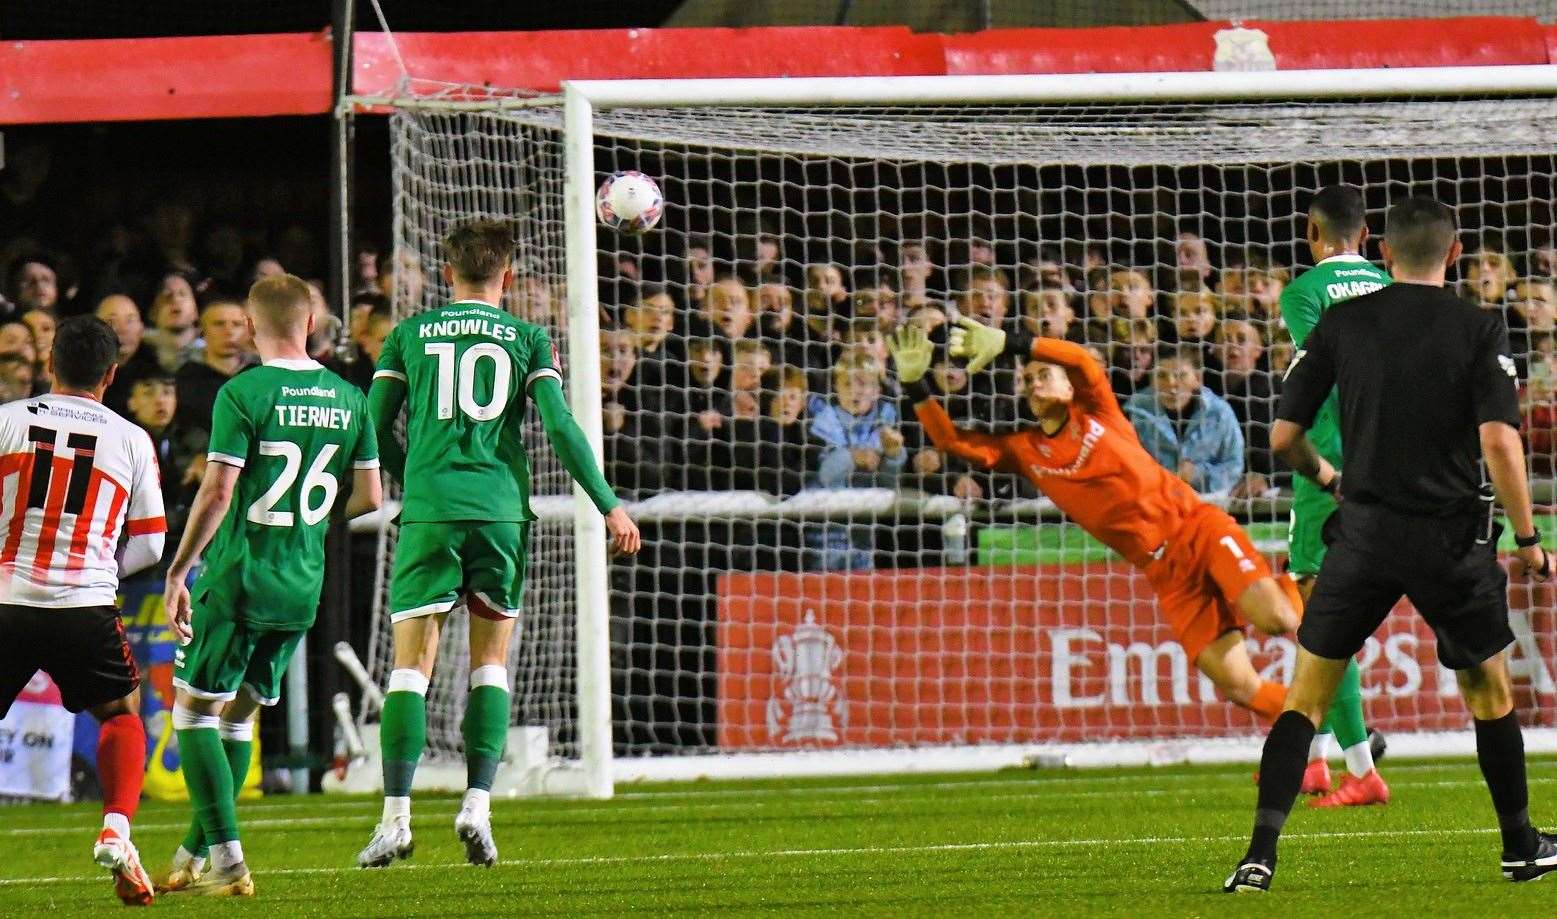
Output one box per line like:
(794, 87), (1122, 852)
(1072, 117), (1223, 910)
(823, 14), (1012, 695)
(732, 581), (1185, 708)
(911, 395), (1008, 472)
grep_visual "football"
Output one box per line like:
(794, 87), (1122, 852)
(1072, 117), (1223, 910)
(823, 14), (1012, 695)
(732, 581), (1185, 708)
(595, 171), (664, 234)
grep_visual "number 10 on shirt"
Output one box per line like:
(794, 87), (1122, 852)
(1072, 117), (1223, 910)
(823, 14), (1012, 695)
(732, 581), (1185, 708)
(424, 343), (511, 422)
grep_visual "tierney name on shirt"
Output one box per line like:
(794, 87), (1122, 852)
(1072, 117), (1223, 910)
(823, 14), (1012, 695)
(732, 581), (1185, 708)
(274, 404), (353, 430)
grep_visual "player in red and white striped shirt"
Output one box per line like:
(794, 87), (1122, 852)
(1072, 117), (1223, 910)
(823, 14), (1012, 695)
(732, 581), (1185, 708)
(0, 316), (166, 906)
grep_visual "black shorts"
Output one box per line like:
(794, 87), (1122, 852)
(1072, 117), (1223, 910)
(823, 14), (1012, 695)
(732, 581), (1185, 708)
(1298, 502), (1514, 671)
(0, 603), (139, 718)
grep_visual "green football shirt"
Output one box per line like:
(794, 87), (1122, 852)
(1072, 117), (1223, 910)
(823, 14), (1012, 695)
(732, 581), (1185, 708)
(1280, 253), (1393, 463)
(373, 300), (561, 523)
(198, 359), (378, 629)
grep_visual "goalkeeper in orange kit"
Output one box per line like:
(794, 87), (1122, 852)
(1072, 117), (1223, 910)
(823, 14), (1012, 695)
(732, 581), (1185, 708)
(888, 318), (1301, 720)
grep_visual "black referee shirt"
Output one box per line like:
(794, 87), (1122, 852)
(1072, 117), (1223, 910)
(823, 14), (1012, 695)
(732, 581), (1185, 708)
(1277, 282), (1522, 517)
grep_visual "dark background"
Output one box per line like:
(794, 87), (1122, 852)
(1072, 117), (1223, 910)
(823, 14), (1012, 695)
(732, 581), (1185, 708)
(0, 1), (687, 39)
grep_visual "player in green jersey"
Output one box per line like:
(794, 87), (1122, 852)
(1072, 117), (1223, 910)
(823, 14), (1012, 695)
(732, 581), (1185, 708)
(358, 220), (640, 869)
(160, 275), (383, 896)
(1278, 186), (1392, 807)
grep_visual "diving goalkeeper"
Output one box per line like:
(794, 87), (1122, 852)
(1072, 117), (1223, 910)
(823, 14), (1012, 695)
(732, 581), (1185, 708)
(888, 318), (1299, 721)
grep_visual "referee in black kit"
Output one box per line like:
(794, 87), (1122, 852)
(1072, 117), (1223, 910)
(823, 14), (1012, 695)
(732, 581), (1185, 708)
(1224, 197), (1556, 894)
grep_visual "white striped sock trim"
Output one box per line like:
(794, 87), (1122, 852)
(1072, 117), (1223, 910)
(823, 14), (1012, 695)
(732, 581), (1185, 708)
(524, 367), (563, 391)
(218, 719), (254, 742)
(172, 705), (221, 731)
(469, 665), (510, 693)
(374, 369), (407, 382)
(206, 452), (246, 469)
(387, 669), (429, 696)
(1343, 740), (1375, 778)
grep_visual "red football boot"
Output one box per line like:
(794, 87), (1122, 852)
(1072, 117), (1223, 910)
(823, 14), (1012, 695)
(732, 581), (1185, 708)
(1310, 769), (1390, 808)
(93, 827), (155, 906)
(1300, 758), (1333, 795)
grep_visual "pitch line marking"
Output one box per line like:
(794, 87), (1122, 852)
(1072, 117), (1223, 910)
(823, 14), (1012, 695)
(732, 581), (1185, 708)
(6, 776), (1552, 837)
(0, 756), (1524, 826)
(0, 826), (1499, 887)
(1, 789), (1179, 837)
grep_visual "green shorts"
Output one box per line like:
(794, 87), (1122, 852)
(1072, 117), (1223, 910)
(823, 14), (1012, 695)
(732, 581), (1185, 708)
(1288, 477), (1339, 576)
(172, 598), (307, 706)
(389, 520), (530, 622)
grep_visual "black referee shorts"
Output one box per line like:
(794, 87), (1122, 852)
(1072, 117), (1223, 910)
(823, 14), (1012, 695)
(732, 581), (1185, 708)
(0, 603), (140, 719)
(1298, 502), (1514, 671)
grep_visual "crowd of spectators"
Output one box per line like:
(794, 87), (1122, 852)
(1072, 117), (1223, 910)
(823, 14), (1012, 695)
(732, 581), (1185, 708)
(589, 229), (1557, 569)
(6, 131), (1557, 574)
(0, 139), (399, 560)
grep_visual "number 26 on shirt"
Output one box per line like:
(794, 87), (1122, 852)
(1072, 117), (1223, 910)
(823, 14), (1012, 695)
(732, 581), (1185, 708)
(248, 442), (339, 527)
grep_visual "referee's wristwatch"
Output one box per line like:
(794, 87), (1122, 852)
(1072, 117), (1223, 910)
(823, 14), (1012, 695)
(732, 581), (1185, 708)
(1515, 528), (1543, 549)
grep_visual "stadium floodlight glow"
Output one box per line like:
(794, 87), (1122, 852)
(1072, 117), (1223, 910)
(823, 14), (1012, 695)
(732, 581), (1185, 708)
(340, 64), (1557, 799)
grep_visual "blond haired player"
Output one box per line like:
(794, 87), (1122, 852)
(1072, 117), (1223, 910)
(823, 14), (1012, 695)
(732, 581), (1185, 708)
(158, 275), (382, 896)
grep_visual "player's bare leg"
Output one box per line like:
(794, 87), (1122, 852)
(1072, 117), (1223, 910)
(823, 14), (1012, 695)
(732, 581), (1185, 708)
(1289, 576), (1334, 793)
(171, 690), (255, 897)
(1194, 630), (1286, 723)
(1234, 577), (1300, 637)
(88, 688), (155, 906)
(454, 604), (519, 867)
(1279, 648), (1348, 726)
(1455, 653), (1557, 881)
(360, 611), (447, 868)
(1226, 647), (1348, 892)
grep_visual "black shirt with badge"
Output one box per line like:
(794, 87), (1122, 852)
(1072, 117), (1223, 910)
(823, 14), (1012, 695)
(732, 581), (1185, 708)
(1277, 282), (1522, 518)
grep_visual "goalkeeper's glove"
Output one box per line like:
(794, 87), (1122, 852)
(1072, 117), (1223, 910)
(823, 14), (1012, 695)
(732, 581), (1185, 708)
(949, 315), (1008, 374)
(886, 324), (934, 384)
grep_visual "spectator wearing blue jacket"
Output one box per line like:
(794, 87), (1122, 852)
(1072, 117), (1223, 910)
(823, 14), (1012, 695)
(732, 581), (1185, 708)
(809, 351), (906, 488)
(1125, 347), (1245, 494)
(804, 352), (905, 569)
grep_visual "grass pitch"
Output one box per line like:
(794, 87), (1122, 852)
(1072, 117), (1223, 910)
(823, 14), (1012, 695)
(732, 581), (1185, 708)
(5, 757), (1557, 917)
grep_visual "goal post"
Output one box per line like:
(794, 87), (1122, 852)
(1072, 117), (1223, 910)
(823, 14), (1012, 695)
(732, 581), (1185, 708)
(341, 63), (1557, 796)
(563, 86), (615, 800)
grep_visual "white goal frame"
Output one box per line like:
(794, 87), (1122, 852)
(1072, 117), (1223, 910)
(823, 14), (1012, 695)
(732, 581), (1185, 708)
(345, 64), (1557, 798)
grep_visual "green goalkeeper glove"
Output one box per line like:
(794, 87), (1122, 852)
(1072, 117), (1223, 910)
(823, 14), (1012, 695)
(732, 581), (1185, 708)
(949, 315), (1007, 374)
(887, 324), (933, 384)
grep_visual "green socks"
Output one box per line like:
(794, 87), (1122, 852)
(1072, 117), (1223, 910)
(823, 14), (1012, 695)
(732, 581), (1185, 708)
(382, 670), (430, 798)
(175, 716), (239, 846)
(380, 666), (509, 806)
(1314, 658), (1374, 776)
(463, 666), (511, 792)
(1326, 658), (1368, 751)
(180, 722), (254, 857)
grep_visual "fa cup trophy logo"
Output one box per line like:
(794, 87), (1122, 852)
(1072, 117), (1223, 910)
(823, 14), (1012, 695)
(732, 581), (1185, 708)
(767, 610), (846, 744)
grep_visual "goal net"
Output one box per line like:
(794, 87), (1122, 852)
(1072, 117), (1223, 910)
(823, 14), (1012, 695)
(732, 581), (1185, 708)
(356, 68), (1557, 791)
